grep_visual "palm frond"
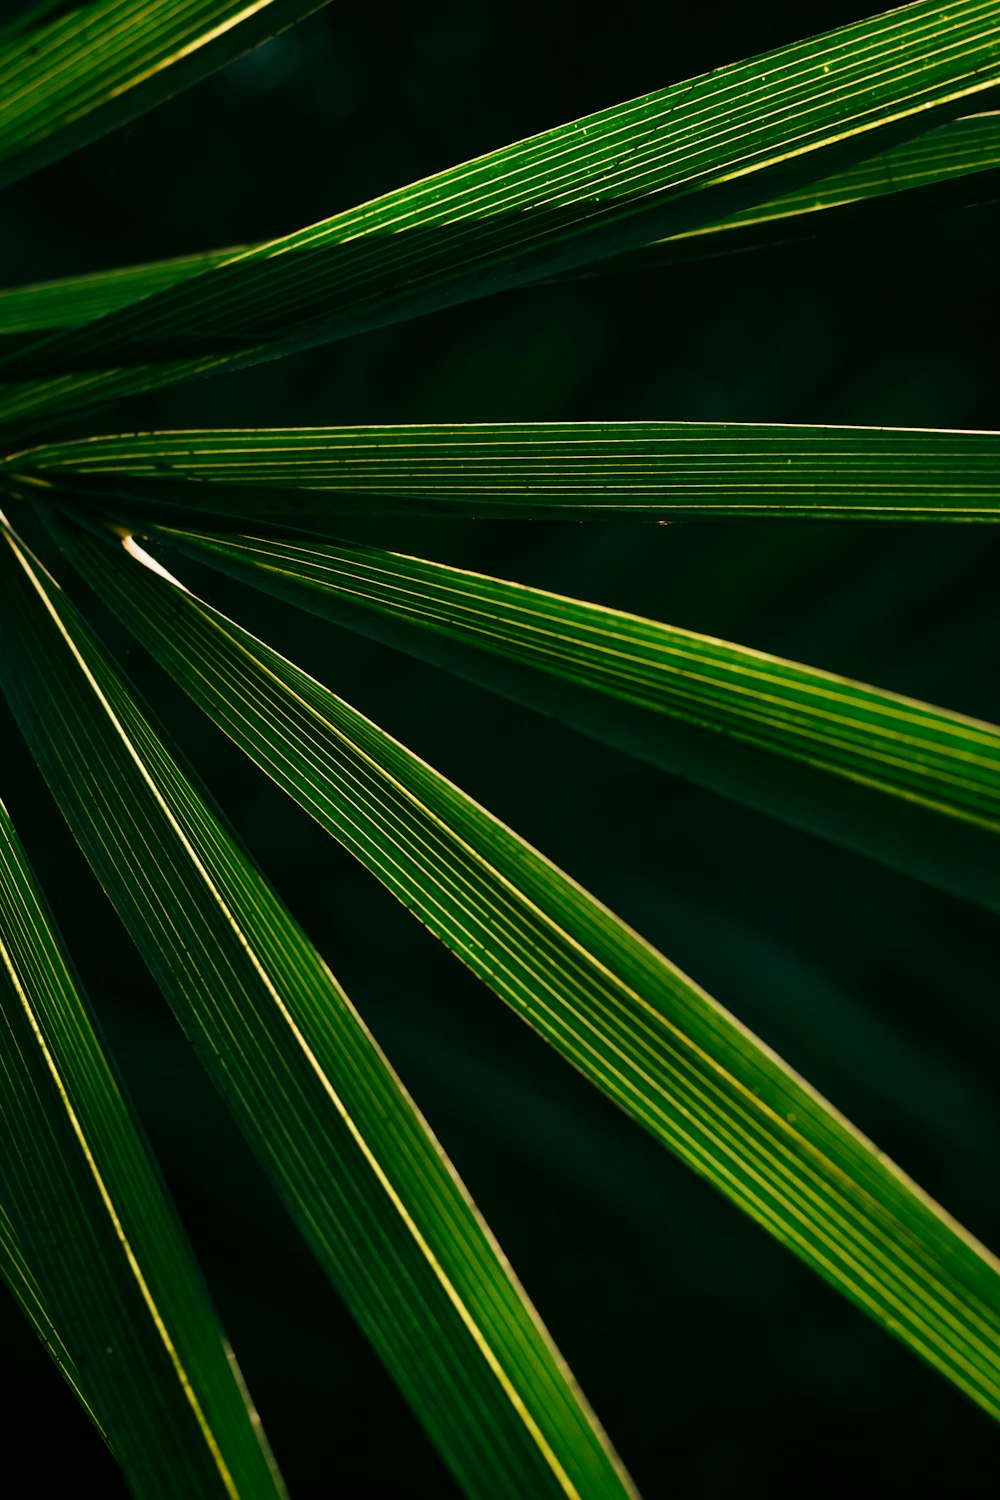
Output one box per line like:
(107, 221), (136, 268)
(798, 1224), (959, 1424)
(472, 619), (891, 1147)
(0, 794), (288, 1498)
(0, 514), (637, 1500)
(2, 3), (999, 1493)
(2, 110), (998, 339)
(0, 0), (330, 189)
(7, 421), (999, 523)
(2, 0), (1000, 431)
(34, 509), (1000, 1424)
(0, 1206), (98, 1431)
(105, 518), (1000, 910)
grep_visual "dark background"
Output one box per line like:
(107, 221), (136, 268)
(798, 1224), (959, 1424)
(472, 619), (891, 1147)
(2, 3), (1000, 1495)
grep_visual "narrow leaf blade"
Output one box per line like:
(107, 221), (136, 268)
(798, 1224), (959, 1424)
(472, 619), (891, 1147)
(0, 247), (247, 339)
(9, 421), (1000, 524)
(0, 1206), (100, 1432)
(0, 516), (638, 1500)
(0, 0), (330, 190)
(47, 513), (1000, 1424)
(143, 522), (1000, 911)
(3, 0), (1000, 429)
(3, 112), (999, 340)
(579, 109), (1000, 275)
(0, 796), (288, 1498)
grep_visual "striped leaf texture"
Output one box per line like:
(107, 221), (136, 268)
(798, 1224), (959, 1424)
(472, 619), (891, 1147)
(1, 111), (998, 339)
(7, 421), (1000, 523)
(36, 510), (1000, 1425)
(595, 108), (1000, 271)
(0, 514), (638, 1500)
(3, 1), (1000, 431)
(0, 1206), (99, 1431)
(1, 3), (999, 1492)
(119, 521), (1000, 911)
(0, 0), (330, 189)
(0, 797), (289, 1498)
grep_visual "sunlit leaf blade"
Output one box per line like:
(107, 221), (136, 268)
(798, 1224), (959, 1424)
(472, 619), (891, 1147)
(3, 110), (1000, 340)
(0, 797), (288, 1498)
(589, 108), (1000, 273)
(0, 1205), (100, 1432)
(3, 0), (1000, 431)
(8, 422), (1000, 524)
(0, 247), (246, 338)
(46, 513), (1000, 1423)
(0, 521), (638, 1500)
(127, 524), (1000, 912)
(0, 0), (330, 190)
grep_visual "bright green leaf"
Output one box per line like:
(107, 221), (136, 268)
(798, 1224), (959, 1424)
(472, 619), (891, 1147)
(42, 510), (1000, 1424)
(0, 795), (288, 1499)
(8, 421), (999, 523)
(3, 0), (1000, 431)
(0, 0), (331, 190)
(587, 109), (1000, 274)
(125, 521), (1000, 912)
(0, 514), (638, 1500)
(3, 111), (999, 340)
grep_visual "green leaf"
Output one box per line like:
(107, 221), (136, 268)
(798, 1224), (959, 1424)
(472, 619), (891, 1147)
(3, 110), (999, 341)
(586, 108), (1000, 274)
(3, 0), (1000, 431)
(121, 521), (1000, 912)
(0, 515), (638, 1500)
(0, 796), (288, 1498)
(44, 510), (1000, 1424)
(8, 421), (1000, 523)
(0, 0), (331, 190)
(0, 247), (247, 339)
(0, 1205), (100, 1432)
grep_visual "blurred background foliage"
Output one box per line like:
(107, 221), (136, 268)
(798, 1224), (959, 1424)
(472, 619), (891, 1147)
(1, 2), (999, 1494)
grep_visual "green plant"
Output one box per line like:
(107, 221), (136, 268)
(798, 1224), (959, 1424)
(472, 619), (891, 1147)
(0, 1), (999, 1495)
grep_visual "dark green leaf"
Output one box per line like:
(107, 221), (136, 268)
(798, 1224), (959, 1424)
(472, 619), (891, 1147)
(0, 515), (638, 1500)
(0, 0), (330, 190)
(0, 795), (288, 1498)
(128, 522), (1000, 911)
(0, 1206), (99, 1432)
(8, 421), (999, 523)
(0, 248), (246, 338)
(45, 511), (1000, 1423)
(3, 112), (999, 340)
(3, 0), (1000, 431)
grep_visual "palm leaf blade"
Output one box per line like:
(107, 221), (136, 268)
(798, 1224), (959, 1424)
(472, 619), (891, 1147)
(3, 0), (1000, 430)
(0, 0), (330, 189)
(44, 512), (1000, 1423)
(588, 108), (1000, 273)
(0, 517), (637, 1500)
(138, 521), (1000, 910)
(0, 248), (247, 339)
(3, 110), (999, 340)
(0, 1206), (100, 1431)
(0, 796), (288, 1498)
(9, 421), (999, 523)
